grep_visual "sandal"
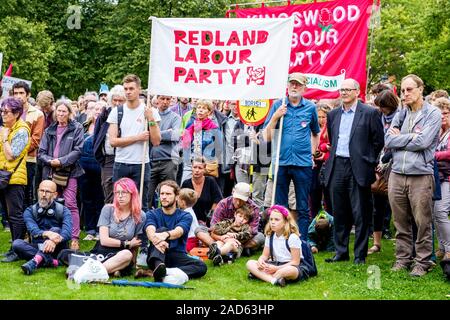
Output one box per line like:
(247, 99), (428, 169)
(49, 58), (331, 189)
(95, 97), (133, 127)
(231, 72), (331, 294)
(368, 244), (381, 255)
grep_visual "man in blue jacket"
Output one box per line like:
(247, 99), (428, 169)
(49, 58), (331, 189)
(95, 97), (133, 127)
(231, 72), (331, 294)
(11, 180), (72, 275)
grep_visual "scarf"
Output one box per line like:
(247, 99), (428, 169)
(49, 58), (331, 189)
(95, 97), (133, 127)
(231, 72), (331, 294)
(181, 118), (218, 149)
(382, 110), (398, 133)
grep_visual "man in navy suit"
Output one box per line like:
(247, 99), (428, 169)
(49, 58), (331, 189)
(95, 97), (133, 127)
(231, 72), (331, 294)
(323, 79), (384, 264)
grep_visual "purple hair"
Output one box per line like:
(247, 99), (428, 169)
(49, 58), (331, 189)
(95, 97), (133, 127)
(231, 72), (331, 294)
(1, 97), (24, 119)
(267, 205), (289, 218)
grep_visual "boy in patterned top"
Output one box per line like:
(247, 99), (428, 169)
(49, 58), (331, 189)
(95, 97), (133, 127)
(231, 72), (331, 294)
(208, 205), (252, 266)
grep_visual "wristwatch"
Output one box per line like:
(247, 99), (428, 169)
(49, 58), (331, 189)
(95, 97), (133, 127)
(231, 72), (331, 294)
(165, 231), (170, 240)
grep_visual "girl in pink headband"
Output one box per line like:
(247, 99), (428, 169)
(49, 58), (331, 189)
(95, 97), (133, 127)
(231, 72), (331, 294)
(246, 205), (303, 287)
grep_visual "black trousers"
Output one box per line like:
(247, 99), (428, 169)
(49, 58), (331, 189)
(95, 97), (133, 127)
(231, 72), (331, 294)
(0, 184), (26, 243)
(148, 160), (178, 208)
(146, 228), (207, 279)
(329, 157), (372, 260)
(24, 162), (37, 209)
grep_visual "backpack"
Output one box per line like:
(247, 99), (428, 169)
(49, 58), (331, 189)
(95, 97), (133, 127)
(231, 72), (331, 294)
(93, 105), (124, 166)
(269, 233), (318, 278)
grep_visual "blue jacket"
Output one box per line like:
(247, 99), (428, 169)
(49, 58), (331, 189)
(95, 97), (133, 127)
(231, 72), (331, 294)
(23, 202), (72, 243)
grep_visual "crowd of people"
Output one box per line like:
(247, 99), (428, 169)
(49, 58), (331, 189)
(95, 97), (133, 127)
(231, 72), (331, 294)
(0, 71), (449, 287)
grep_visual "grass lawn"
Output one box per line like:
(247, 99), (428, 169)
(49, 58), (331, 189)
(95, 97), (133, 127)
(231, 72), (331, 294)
(0, 229), (448, 300)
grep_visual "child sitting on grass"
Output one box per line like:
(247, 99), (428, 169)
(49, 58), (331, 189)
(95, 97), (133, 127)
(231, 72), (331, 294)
(208, 205), (253, 266)
(246, 205), (317, 287)
(178, 188), (200, 252)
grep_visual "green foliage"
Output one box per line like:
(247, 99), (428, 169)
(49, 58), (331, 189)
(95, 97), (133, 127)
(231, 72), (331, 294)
(0, 16), (55, 91)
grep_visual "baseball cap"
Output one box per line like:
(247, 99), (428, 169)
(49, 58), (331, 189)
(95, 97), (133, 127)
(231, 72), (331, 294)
(232, 182), (251, 202)
(288, 72), (308, 85)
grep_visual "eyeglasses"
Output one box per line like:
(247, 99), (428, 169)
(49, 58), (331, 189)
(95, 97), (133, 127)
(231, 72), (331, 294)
(38, 189), (56, 195)
(0, 109), (13, 115)
(339, 88), (357, 93)
(114, 191), (130, 197)
(400, 87), (418, 94)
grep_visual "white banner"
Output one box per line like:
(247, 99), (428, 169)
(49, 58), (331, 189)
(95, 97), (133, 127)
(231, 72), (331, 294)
(1, 76), (32, 98)
(149, 17), (294, 100)
(0, 53), (3, 76)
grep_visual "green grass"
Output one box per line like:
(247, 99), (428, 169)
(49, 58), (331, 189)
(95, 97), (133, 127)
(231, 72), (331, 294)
(0, 229), (448, 300)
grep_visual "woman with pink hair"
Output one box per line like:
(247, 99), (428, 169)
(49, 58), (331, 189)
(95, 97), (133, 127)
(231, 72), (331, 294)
(90, 177), (146, 275)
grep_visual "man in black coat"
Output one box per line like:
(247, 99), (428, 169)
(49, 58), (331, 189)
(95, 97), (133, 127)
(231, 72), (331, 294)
(323, 78), (384, 264)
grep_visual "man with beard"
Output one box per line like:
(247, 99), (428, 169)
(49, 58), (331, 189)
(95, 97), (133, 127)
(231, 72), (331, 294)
(262, 73), (320, 241)
(144, 180), (207, 282)
(11, 180), (72, 275)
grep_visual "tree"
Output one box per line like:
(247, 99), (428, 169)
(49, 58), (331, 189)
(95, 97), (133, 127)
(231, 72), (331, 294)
(0, 16), (55, 93)
(405, 0), (450, 91)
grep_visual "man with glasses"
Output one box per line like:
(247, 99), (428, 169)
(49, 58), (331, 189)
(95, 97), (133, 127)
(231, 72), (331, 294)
(323, 78), (384, 265)
(385, 74), (441, 276)
(262, 73), (320, 241)
(11, 180), (72, 275)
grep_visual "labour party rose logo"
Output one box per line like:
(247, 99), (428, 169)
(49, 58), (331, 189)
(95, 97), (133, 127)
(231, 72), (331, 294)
(318, 8), (333, 32)
(247, 67), (265, 85)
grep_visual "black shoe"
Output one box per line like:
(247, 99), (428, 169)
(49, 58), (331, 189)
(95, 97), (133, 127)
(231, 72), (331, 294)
(274, 278), (286, 287)
(382, 231), (393, 240)
(325, 255), (350, 263)
(354, 258), (366, 265)
(242, 248), (252, 257)
(212, 255), (223, 266)
(248, 272), (257, 280)
(1, 251), (19, 263)
(21, 259), (38, 275)
(208, 242), (220, 260)
(0, 250), (13, 257)
(153, 262), (166, 282)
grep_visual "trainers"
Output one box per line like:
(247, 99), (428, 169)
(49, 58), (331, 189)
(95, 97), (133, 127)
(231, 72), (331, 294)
(135, 268), (153, 279)
(153, 262), (167, 282)
(21, 259), (38, 275)
(248, 272), (257, 280)
(82, 234), (95, 241)
(212, 254), (223, 266)
(208, 242), (220, 260)
(391, 261), (410, 272)
(242, 248), (252, 257)
(409, 264), (428, 277)
(274, 277), (286, 287)
(1, 251), (19, 263)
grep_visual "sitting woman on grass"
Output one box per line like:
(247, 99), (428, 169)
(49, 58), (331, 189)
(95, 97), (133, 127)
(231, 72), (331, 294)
(246, 205), (317, 287)
(88, 177), (146, 276)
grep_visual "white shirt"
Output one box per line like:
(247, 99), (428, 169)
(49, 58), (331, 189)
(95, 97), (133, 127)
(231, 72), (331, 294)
(107, 103), (160, 164)
(184, 207), (199, 238)
(264, 233), (302, 263)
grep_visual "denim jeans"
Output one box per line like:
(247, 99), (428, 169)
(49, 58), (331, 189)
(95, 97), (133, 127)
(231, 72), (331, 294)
(12, 227), (67, 265)
(274, 166), (312, 241)
(146, 227), (207, 279)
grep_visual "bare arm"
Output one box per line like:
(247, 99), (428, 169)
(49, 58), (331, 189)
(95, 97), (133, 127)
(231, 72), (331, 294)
(108, 123), (149, 148)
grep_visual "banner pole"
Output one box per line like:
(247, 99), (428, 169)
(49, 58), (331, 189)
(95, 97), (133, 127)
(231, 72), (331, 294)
(271, 96), (286, 206)
(365, 2), (379, 99)
(140, 17), (155, 206)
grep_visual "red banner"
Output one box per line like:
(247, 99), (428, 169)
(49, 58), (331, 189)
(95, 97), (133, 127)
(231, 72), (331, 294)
(234, 0), (375, 100)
